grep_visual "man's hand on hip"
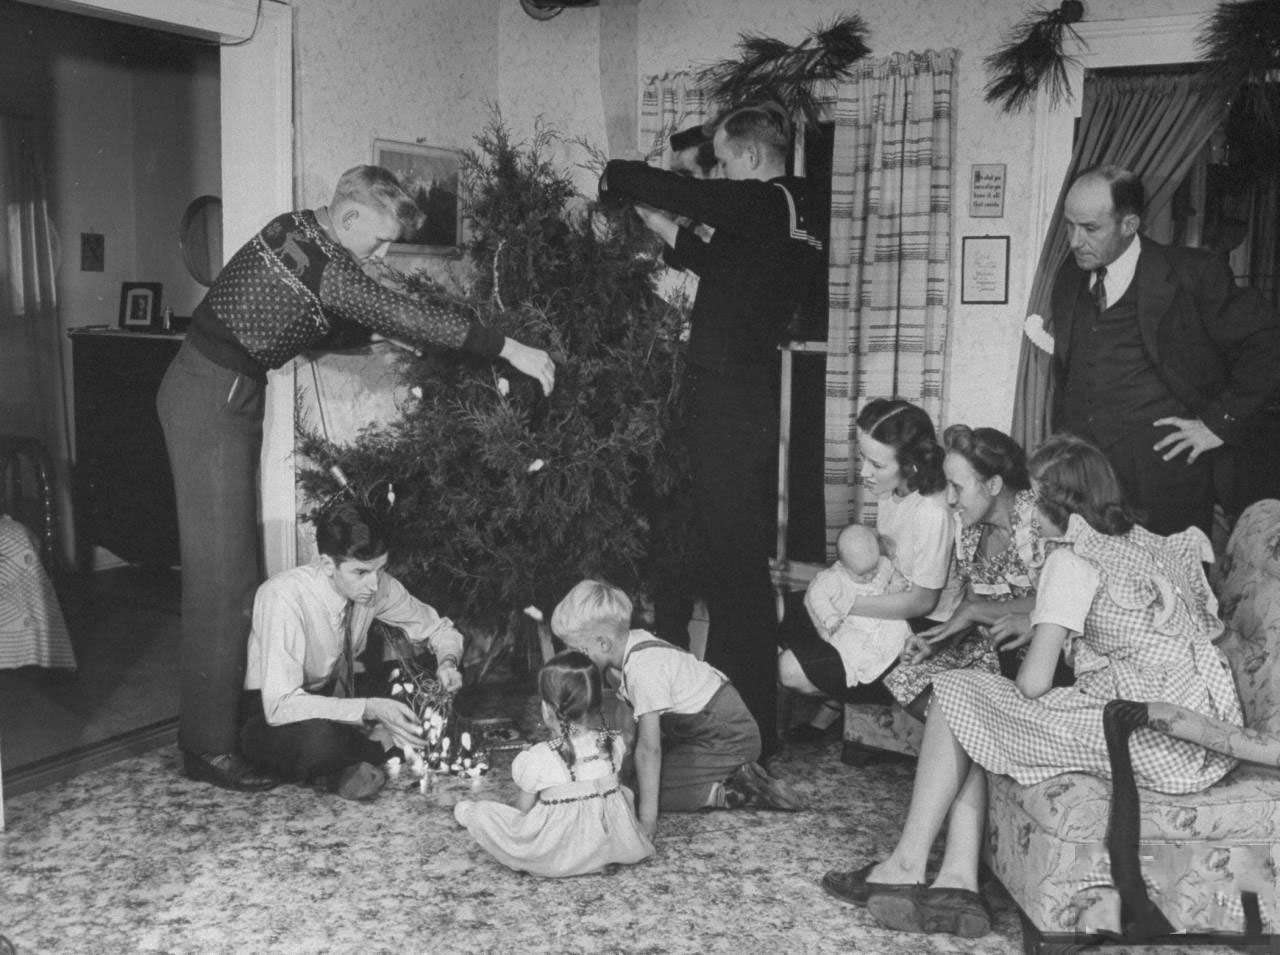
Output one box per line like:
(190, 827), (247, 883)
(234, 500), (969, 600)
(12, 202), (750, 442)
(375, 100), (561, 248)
(1152, 416), (1224, 463)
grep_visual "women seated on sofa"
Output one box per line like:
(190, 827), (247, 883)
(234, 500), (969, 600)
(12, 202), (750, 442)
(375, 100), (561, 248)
(885, 425), (1041, 718)
(778, 398), (962, 737)
(821, 434), (1243, 939)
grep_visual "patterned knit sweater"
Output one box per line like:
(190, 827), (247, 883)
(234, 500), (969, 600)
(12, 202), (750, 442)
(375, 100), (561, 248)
(189, 210), (503, 380)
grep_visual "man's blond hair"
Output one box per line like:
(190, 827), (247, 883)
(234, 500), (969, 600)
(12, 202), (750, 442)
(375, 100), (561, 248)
(332, 165), (425, 235)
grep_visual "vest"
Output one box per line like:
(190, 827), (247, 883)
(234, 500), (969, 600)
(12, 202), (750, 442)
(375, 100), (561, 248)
(1061, 275), (1186, 448)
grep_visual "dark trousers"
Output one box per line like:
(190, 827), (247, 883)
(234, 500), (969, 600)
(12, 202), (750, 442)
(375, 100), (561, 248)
(157, 339), (264, 755)
(239, 691), (386, 782)
(657, 683), (761, 811)
(1099, 423), (1214, 537)
(684, 366), (780, 758)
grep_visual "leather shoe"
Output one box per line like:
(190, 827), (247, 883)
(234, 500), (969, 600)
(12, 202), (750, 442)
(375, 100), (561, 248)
(316, 761), (387, 801)
(867, 885), (991, 937)
(724, 761), (806, 811)
(182, 750), (280, 792)
(822, 861), (922, 905)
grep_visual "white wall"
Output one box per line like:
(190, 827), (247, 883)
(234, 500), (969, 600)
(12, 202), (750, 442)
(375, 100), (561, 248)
(48, 45), (219, 328)
(293, 0), (501, 212)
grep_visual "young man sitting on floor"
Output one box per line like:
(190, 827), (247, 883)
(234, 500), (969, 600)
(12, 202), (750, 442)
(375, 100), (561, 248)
(241, 500), (464, 800)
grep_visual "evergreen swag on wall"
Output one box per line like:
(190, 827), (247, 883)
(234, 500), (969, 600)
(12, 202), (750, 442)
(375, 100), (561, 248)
(297, 119), (694, 664)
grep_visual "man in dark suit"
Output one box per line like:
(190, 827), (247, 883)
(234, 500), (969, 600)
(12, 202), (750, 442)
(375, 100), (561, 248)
(1050, 165), (1280, 536)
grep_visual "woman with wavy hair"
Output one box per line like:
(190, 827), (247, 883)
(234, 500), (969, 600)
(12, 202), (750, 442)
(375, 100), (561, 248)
(779, 398), (962, 738)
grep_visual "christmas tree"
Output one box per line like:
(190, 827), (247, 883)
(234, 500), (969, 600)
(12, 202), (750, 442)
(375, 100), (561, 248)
(297, 118), (693, 675)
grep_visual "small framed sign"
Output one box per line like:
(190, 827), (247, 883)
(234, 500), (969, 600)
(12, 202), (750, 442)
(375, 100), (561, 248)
(960, 236), (1010, 305)
(969, 163), (1006, 218)
(118, 282), (163, 330)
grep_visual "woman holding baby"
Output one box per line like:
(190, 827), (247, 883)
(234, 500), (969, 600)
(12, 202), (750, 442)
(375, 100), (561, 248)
(778, 398), (963, 735)
(779, 399), (1043, 735)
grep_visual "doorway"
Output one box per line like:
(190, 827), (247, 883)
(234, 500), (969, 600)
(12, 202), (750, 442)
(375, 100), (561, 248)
(0, 0), (292, 796)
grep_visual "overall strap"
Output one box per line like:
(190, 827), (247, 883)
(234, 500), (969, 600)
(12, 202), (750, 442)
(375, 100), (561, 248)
(621, 638), (728, 700)
(620, 637), (707, 703)
(622, 637), (688, 667)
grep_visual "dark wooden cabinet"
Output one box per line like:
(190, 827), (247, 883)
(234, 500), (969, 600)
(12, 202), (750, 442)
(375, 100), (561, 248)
(69, 329), (181, 567)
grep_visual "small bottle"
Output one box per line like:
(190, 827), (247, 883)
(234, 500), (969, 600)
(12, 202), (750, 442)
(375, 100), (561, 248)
(162, 306), (174, 331)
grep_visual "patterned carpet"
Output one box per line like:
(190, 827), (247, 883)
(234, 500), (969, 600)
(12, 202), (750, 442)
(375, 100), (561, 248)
(0, 740), (1241, 954)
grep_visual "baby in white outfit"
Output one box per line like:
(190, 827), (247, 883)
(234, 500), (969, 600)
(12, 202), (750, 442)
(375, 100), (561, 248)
(804, 524), (912, 686)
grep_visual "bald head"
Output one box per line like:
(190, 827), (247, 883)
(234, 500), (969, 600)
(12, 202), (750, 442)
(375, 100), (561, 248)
(835, 524), (882, 579)
(1063, 167), (1141, 272)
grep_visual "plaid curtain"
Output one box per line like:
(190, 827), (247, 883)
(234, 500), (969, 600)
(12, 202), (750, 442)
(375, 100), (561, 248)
(639, 72), (712, 165)
(821, 50), (957, 550)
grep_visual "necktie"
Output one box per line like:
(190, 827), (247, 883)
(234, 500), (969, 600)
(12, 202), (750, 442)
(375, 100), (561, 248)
(1091, 266), (1108, 313)
(334, 601), (355, 698)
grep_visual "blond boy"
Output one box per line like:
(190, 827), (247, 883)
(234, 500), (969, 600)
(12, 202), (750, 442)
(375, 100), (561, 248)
(551, 579), (803, 838)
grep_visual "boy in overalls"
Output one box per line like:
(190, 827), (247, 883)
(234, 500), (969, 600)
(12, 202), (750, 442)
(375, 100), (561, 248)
(551, 579), (804, 839)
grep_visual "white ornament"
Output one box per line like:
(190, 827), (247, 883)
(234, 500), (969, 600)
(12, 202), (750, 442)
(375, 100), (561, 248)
(497, 377), (510, 396)
(527, 458), (546, 473)
(410, 385), (423, 399)
(524, 605), (544, 622)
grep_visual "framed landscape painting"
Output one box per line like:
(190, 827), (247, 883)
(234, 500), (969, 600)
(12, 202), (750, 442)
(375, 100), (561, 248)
(372, 138), (463, 256)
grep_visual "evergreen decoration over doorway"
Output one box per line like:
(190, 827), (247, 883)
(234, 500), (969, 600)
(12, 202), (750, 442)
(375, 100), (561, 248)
(695, 13), (872, 129)
(983, 0), (1086, 113)
(1198, 0), (1280, 140)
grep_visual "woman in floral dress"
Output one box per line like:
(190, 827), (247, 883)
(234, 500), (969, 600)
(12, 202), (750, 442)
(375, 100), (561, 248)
(886, 425), (1042, 717)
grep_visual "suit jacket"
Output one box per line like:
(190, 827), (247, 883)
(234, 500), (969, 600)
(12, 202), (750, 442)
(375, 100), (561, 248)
(1050, 238), (1280, 445)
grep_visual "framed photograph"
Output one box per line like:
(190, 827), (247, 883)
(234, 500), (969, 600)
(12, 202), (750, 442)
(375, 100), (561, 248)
(969, 163), (1006, 218)
(118, 282), (163, 330)
(372, 138), (463, 256)
(960, 236), (1010, 305)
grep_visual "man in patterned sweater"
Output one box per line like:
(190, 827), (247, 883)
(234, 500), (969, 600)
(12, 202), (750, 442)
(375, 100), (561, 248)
(599, 103), (824, 761)
(158, 165), (555, 791)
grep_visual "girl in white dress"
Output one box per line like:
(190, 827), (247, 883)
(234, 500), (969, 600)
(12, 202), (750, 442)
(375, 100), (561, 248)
(454, 650), (654, 877)
(821, 434), (1241, 938)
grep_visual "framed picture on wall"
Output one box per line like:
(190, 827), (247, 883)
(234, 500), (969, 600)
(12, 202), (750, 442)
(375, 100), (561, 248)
(118, 282), (163, 330)
(960, 236), (1009, 305)
(371, 139), (464, 256)
(969, 163), (1006, 218)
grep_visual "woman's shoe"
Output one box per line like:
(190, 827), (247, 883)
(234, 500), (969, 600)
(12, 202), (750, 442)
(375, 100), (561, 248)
(821, 862), (922, 905)
(867, 885), (991, 937)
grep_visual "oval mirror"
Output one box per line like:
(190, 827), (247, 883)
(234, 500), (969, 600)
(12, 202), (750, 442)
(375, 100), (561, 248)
(179, 194), (223, 287)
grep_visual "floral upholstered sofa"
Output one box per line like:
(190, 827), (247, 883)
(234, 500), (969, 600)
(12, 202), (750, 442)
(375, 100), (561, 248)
(984, 499), (1280, 952)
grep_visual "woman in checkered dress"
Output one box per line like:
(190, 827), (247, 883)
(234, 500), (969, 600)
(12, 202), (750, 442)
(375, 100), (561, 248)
(822, 434), (1242, 939)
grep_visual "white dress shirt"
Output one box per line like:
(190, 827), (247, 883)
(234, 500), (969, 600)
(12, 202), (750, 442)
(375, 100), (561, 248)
(244, 560), (464, 726)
